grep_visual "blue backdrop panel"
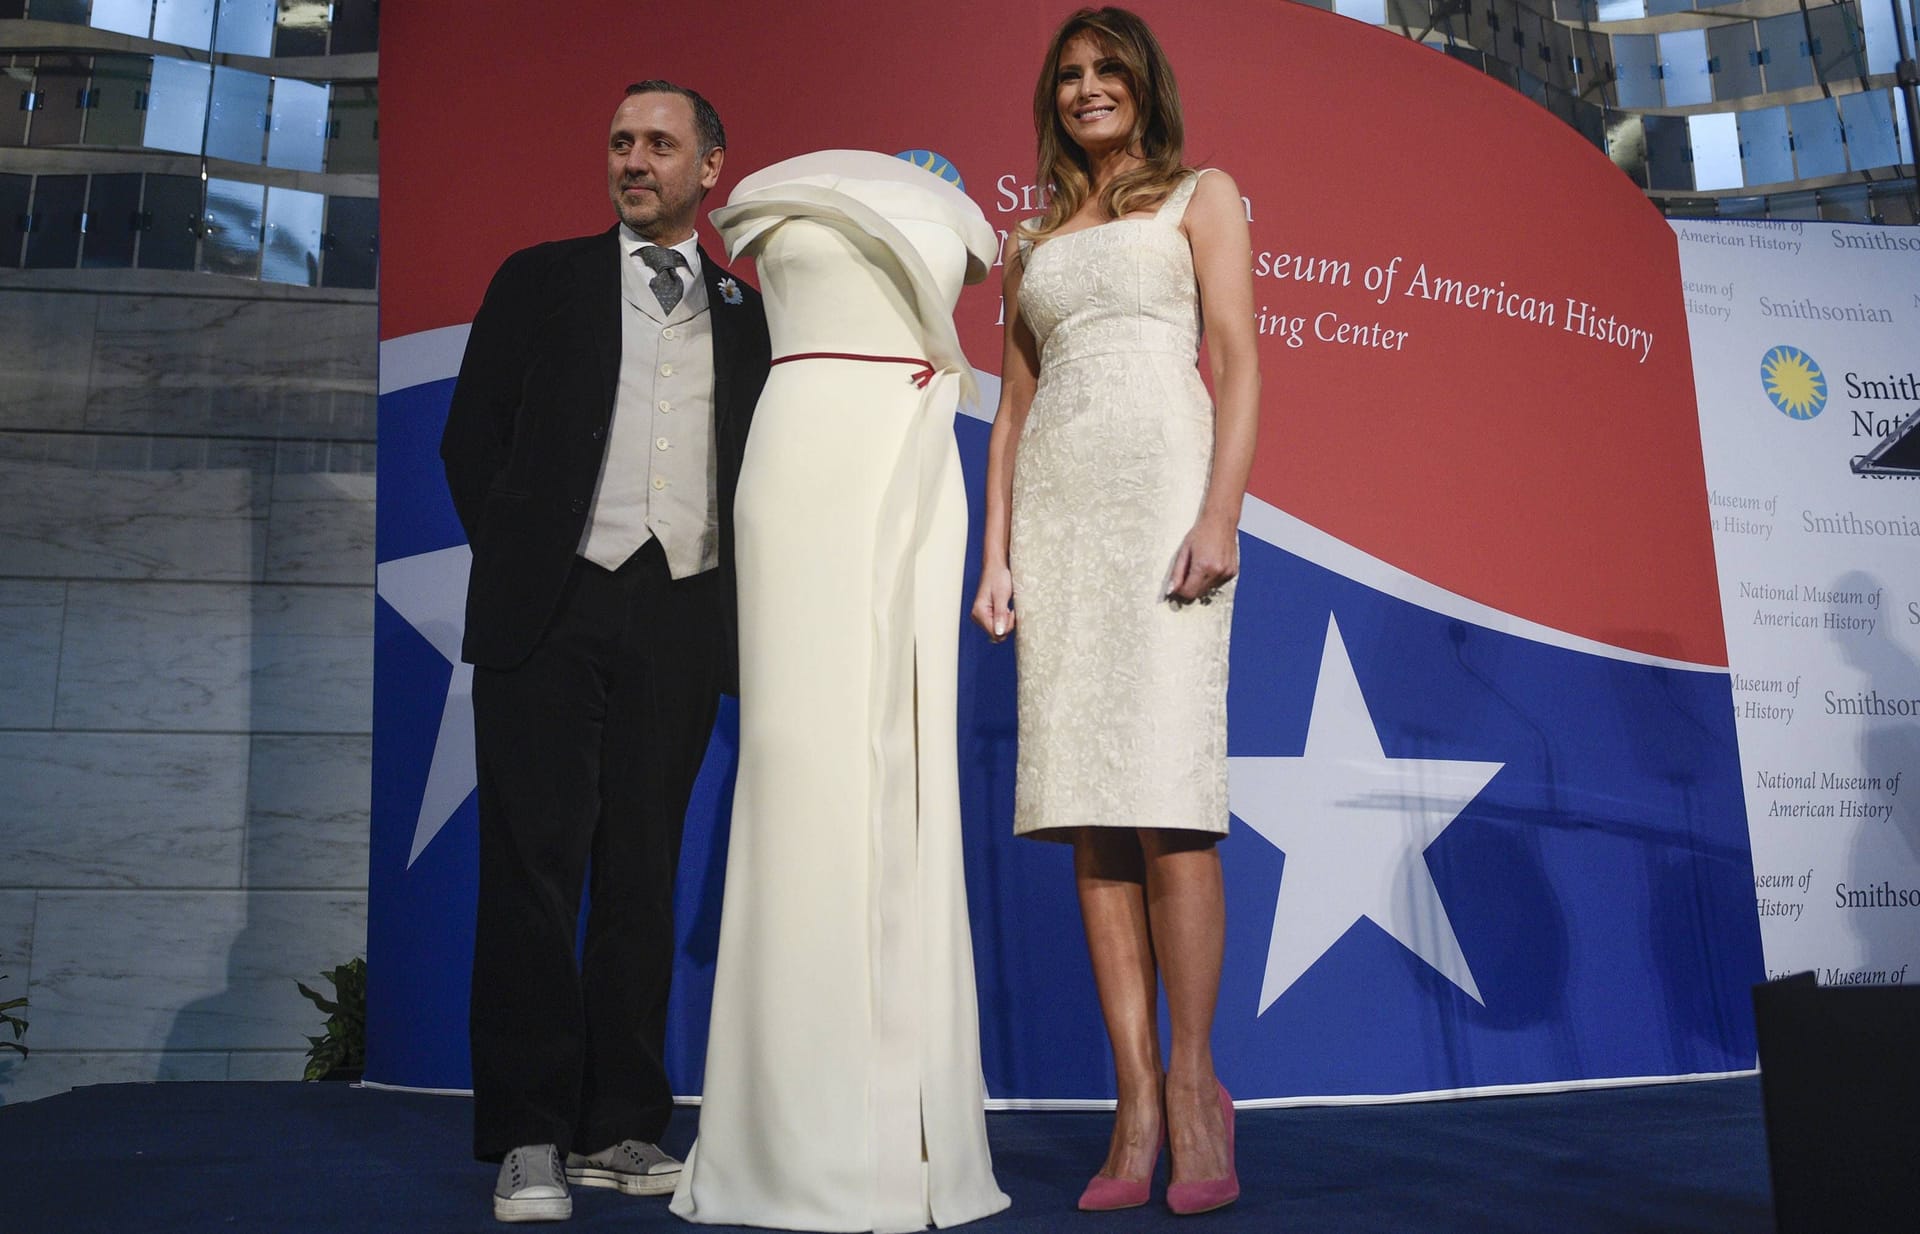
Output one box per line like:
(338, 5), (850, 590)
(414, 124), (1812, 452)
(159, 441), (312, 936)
(370, 400), (1763, 1098)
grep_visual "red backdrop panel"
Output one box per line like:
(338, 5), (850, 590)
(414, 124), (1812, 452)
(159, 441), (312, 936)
(381, 0), (1721, 666)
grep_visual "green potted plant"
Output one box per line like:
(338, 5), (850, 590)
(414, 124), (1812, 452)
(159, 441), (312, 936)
(296, 957), (365, 1081)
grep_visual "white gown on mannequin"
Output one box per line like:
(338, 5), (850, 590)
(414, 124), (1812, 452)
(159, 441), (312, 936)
(669, 151), (1010, 1233)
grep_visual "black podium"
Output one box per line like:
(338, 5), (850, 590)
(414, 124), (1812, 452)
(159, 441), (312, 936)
(1751, 972), (1920, 1232)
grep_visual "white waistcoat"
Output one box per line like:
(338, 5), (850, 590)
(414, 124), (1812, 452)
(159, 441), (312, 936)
(579, 254), (718, 577)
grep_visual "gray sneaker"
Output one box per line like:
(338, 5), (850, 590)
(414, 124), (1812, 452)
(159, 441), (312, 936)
(564, 1139), (683, 1196)
(493, 1144), (572, 1223)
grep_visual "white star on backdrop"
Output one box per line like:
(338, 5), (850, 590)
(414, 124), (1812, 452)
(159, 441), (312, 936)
(374, 544), (476, 868)
(1229, 614), (1505, 1014)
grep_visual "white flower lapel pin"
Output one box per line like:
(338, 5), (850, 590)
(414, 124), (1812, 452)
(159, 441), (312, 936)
(717, 277), (744, 306)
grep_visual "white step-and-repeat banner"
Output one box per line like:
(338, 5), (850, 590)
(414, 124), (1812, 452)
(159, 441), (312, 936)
(1677, 221), (1920, 989)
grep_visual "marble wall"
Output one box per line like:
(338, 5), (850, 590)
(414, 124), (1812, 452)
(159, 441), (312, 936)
(0, 286), (375, 1103)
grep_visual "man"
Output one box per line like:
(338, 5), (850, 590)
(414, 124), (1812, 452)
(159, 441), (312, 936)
(440, 81), (769, 1224)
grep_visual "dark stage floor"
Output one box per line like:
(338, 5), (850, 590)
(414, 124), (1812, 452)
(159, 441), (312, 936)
(1, 1077), (1773, 1232)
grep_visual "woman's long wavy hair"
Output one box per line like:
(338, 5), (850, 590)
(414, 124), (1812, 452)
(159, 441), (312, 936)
(1022, 7), (1187, 241)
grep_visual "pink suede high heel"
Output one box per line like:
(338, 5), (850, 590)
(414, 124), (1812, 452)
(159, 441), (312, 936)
(1166, 1081), (1239, 1215)
(1076, 1126), (1164, 1212)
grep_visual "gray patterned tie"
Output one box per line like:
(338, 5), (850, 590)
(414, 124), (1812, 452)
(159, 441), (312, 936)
(637, 245), (687, 314)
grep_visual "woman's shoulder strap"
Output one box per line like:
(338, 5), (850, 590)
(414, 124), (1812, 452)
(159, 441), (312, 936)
(1155, 169), (1212, 225)
(1013, 217), (1043, 261)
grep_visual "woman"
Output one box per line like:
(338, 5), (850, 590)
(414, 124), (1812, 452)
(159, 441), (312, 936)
(970, 6), (1259, 1216)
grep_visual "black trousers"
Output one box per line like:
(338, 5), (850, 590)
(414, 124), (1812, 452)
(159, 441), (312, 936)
(469, 540), (721, 1161)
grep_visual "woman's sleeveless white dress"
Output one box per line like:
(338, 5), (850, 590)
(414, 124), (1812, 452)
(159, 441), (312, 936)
(1010, 171), (1234, 841)
(670, 150), (1010, 1233)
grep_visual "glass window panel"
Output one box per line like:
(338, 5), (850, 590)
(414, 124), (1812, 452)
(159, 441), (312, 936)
(1862, 0), (1903, 74)
(329, 0), (378, 54)
(265, 76), (326, 171)
(82, 171), (141, 267)
(1516, 68), (1549, 108)
(1543, 24), (1577, 90)
(1659, 29), (1712, 106)
(1606, 114), (1649, 187)
(1465, 1), (1496, 49)
(152, 0), (215, 49)
(321, 194), (376, 289)
(1572, 97), (1607, 151)
(213, 0), (275, 56)
(1333, 0), (1386, 23)
(143, 56), (210, 154)
(1897, 90), (1913, 167)
(1644, 114), (1692, 190)
(1718, 195), (1767, 219)
(1707, 24), (1762, 100)
(2, 62), (30, 147)
(1645, 0), (1690, 15)
(1818, 184), (1872, 222)
(261, 185), (322, 284)
(1664, 197), (1718, 220)
(1687, 112), (1743, 190)
(1502, 0), (1528, 46)
(24, 173), (85, 268)
(325, 81), (376, 174)
(1459, 0), (1489, 46)
(1789, 98), (1847, 178)
(27, 54), (88, 147)
(1573, 30), (1611, 92)
(1757, 14), (1815, 92)
(199, 176), (261, 277)
(1494, 0), (1522, 44)
(1611, 35), (1661, 108)
(1596, 0), (1643, 19)
(1384, 0), (1426, 28)
(1839, 89), (1900, 170)
(137, 172), (199, 269)
(1768, 189), (1819, 221)
(275, 0), (331, 57)
(1870, 185), (1915, 226)
(1523, 11), (1548, 59)
(90, 0), (153, 37)
(0, 2), (26, 18)
(0, 173), (29, 269)
(34, 0), (92, 21)
(205, 65), (268, 164)
(1546, 82), (1579, 129)
(83, 54), (150, 148)
(1512, 65), (1543, 105)
(1738, 106), (1793, 186)
(1808, 4), (1866, 80)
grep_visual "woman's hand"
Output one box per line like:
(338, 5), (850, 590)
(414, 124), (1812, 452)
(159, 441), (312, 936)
(1166, 514), (1238, 604)
(971, 563), (1017, 642)
(1177, 169), (1258, 609)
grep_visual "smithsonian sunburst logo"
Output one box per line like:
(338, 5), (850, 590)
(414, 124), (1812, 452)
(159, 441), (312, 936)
(894, 149), (965, 191)
(1760, 346), (1827, 419)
